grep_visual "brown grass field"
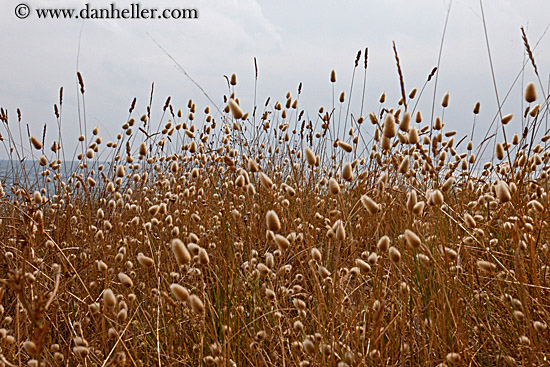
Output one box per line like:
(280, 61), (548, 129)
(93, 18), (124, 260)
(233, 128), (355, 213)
(0, 40), (549, 366)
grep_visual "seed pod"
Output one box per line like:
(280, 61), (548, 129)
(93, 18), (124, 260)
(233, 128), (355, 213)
(139, 142), (148, 156)
(441, 177), (455, 192)
(103, 288), (116, 310)
(398, 156), (410, 174)
(407, 191), (417, 212)
(441, 92), (450, 108)
(501, 113), (514, 125)
(198, 248), (210, 265)
(266, 210), (281, 232)
(137, 252), (155, 268)
(524, 82), (537, 103)
(533, 321), (547, 333)
(116, 165), (126, 178)
(389, 246), (401, 263)
(381, 136), (391, 150)
(529, 104), (540, 117)
(330, 70), (336, 83)
(257, 263), (270, 276)
(172, 239), (191, 266)
(303, 338), (315, 355)
(399, 112), (411, 132)
(495, 181), (511, 203)
(415, 110), (422, 122)
(431, 189), (444, 206)
(189, 294), (205, 314)
(73, 346), (89, 358)
(265, 288), (276, 301)
(305, 147), (316, 166)
(355, 258), (371, 273)
(328, 178), (341, 195)
(30, 136), (42, 150)
(342, 162), (354, 182)
(360, 195), (380, 214)
(408, 127), (418, 144)
(338, 140), (353, 153)
(170, 284), (189, 303)
(259, 172), (273, 189)
(311, 247), (322, 262)
(334, 220), (346, 241)
(118, 272), (133, 288)
(476, 260), (496, 273)
(377, 236), (390, 252)
(446, 353), (460, 364)
(274, 234), (290, 250)
(248, 158), (260, 172)
(23, 340), (38, 356)
(412, 201), (425, 216)
(404, 229), (421, 249)
(228, 99), (243, 120)
(383, 113), (396, 138)
(464, 213), (476, 228)
(339, 91), (345, 103)
(495, 142), (505, 160)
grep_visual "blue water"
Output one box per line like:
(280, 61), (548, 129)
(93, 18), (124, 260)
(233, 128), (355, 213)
(0, 160), (95, 195)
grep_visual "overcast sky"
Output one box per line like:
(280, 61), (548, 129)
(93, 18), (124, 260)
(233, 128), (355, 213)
(1, 0), (549, 160)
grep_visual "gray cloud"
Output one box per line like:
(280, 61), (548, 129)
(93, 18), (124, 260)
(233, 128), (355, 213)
(0, 0), (548, 160)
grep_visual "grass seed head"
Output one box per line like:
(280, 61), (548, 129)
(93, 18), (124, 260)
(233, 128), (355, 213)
(137, 253), (154, 267)
(360, 195), (380, 215)
(476, 260), (496, 273)
(495, 181), (512, 203)
(329, 178), (341, 195)
(441, 178), (455, 192)
(431, 189), (444, 206)
(383, 113), (396, 138)
(404, 229), (421, 249)
(355, 258), (371, 273)
(274, 234), (290, 250)
(389, 246), (401, 263)
(198, 248), (210, 265)
(170, 284), (189, 303)
(305, 147), (316, 166)
(399, 112), (411, 132)
(330, 69), (336, 83)
(228, 99), (243, 120)
(73, 346), (89, 358)
(266, 210), (281, 232)
(342, 162), (354, 181)
(189, 294), (205, 314)
(441, 92), (450, 108)
(338, 141), (353, 153)
(118, 272), (133, 288)
(408, 126), (419, 144)
(501, 113), (514, 125)
(377, 236), (390, 252)
(172, 238), (191, 266)
(446, 353), (460, 364)
(335, 219), (346, 241)
(525, 82), (537, 103)
(259, 172), (273, 189)
(30, 136), (42, 150)
(303, 338), (315, 355)
(103, 288), (116, 310)
(311, 247), (322, 262)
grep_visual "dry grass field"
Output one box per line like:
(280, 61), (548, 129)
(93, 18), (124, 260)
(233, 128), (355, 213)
(0, 42), (549, 366)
